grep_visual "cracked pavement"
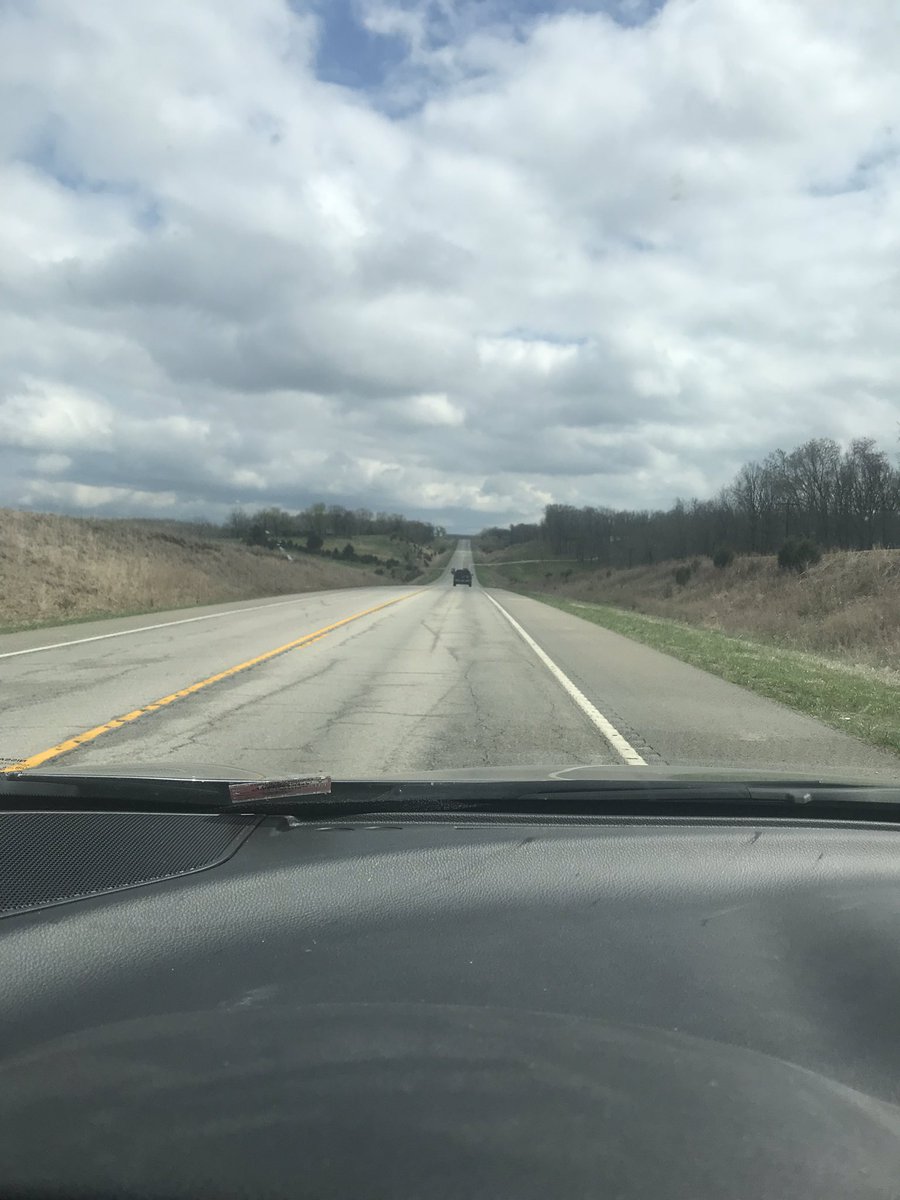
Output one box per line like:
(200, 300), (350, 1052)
(4, 542), (899, 779)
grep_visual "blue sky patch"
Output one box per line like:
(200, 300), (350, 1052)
(19, 114), (163, 231)
(308, 0), (666, 93)
(308, 0), (408, 89)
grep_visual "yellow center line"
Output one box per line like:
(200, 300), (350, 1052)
(3, 590), (421, 775)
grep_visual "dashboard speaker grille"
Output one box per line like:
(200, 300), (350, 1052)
(0, 811), (257, 918)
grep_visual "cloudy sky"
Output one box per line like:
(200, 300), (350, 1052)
(2, 0), (899, 530)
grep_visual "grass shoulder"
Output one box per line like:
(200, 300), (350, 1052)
(531, 594), (900, 758)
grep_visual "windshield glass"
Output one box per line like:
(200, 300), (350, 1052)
(2, 0), (898, 786)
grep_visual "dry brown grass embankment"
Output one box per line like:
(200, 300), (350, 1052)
(0, 509), (387, 629)
(483, 549), (900, 675)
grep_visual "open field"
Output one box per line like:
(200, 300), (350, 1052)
(318, 533), (454, 579)
(0, 509), (392, 631)
(320, 534), (409, 559)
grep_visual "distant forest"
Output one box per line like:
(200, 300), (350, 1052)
(480, 436), (900, 566)
(226, 504), (444, 550)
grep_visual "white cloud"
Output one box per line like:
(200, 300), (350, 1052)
(0, 384), (114, 451)
(2, 0), (900, 527)
(34, 453), (72, 474)
(477, 337), (581, 375)
(402, 393), (465, 426)
(20, 480), (181, 511)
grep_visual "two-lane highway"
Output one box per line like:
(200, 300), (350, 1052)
(3, 541), (899, 779)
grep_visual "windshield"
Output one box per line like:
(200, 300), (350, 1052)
(2, 1), (898, 786)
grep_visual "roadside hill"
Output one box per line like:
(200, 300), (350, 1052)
(0, 508), (390, 630)
(476, 546), (900, 674)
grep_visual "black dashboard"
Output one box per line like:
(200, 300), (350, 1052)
(2, 805), (900, 1197)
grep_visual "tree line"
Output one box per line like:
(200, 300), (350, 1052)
(226, 504), (445, 552)
(480, 436), (900, 567)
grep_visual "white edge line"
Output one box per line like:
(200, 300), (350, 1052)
(0, 593), (374, 660)
(484, 591), (647, 767)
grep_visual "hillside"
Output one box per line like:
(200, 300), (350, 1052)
(0, 509), (399, 630)
(476, 547), (900, 675)
(474, 538), (554, 564)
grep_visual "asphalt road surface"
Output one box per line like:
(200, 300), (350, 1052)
(3, 540), (899, 780)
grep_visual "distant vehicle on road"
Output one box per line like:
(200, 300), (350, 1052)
(452, 567), (473, 587)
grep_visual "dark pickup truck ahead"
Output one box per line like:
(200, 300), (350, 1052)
(452, 567), (473, 587)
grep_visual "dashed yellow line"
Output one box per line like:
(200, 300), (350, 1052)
(3, 591), (420, 774)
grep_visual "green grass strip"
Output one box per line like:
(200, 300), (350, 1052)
(532, 595), (900, 759)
